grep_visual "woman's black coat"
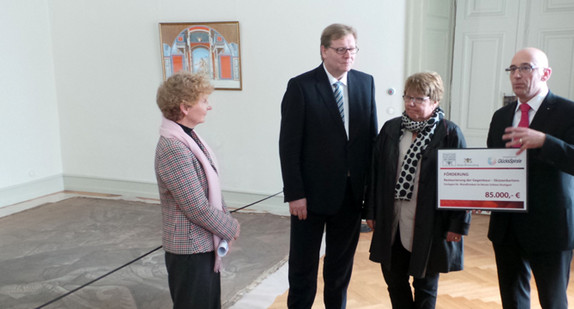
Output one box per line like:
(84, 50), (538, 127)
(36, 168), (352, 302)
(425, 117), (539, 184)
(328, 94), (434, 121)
(365, 117), (471, 278)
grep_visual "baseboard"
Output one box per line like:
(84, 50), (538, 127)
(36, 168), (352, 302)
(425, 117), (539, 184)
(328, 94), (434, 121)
(0, 175), (287, 218)
(63, 175), (160, 199)
(0, 175), (64, 211)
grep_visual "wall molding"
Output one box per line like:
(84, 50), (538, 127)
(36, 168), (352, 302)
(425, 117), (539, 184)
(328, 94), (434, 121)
(0, 175), (64, 210)
(0, 175), (287, 218)
(63, 175), (160, 199)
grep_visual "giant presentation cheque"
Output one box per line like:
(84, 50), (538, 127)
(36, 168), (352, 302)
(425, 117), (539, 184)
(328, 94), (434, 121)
(437, 148), (527, 212)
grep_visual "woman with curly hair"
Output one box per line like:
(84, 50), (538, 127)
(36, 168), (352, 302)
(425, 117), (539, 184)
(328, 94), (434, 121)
(155, 72), (240, 309)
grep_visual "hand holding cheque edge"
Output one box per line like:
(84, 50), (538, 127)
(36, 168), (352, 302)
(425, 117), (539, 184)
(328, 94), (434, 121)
(502, 126), (546, 155)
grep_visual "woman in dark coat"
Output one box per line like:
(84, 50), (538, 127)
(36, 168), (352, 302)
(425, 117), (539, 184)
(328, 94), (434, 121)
(365, 72), (471, 309)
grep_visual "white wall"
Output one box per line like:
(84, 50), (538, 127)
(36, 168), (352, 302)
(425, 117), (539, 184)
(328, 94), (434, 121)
(0, 0), (64, 207)
(0, 0), (406, 209)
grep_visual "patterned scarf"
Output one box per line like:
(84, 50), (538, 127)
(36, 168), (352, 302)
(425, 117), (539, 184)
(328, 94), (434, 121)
(394, 107), (444, 200)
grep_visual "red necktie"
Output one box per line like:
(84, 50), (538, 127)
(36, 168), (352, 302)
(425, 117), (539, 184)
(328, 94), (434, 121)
(518, 103), (531, 128)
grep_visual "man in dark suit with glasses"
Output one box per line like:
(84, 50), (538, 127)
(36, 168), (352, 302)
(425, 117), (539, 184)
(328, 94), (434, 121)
(487, 47), (574, 309)
(279, 23), (377, 308)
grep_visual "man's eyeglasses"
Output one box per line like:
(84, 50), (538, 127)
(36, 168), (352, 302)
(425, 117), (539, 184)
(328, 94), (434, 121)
(329, 47), (359, 55)
(403, 95), (429, 104)
(505, 65), (538, 74)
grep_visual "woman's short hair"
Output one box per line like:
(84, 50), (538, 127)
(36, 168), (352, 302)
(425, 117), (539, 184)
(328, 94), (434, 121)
(156, 72), (214, 121)
(404, 72), (444, 102)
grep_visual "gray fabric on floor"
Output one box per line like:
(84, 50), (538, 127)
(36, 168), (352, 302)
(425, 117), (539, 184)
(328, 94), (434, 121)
(0, 197), (290, 309)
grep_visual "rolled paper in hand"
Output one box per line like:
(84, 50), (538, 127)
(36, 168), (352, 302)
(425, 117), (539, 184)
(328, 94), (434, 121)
(218, 239), (229, 257)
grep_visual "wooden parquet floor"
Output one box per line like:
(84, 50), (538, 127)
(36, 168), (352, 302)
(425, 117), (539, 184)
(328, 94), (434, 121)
(269, 214), (574, 308)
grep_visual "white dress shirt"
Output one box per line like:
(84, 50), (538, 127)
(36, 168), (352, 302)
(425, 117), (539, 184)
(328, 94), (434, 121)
(324, 64), (350, 138)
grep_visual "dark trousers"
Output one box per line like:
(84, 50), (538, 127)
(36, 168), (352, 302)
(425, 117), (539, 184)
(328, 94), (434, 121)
(164, 251), (221, 309)
(287, 182), (361, 309)
(493, 240), (572, 309)
(382, 234), (439, 309)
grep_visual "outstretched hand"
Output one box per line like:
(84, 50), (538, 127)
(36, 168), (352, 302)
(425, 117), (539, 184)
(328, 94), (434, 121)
(503, 126), (546, 155)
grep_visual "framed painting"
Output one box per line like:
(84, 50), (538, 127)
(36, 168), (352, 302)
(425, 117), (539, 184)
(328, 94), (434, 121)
(159, 21), (242, 90)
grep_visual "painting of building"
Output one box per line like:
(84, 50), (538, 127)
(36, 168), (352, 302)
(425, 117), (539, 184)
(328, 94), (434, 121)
(160, 22), (241, 90)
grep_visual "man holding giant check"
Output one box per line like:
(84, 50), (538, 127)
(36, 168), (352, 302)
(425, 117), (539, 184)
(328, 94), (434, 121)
(486, 48), (574, 309)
